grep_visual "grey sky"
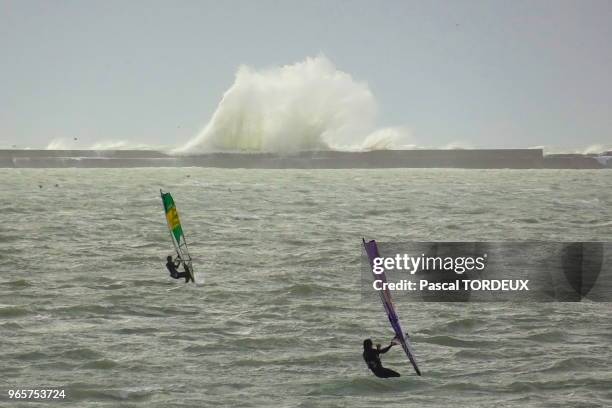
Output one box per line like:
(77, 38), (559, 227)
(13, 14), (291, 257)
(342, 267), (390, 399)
(1, 0), (611, 150)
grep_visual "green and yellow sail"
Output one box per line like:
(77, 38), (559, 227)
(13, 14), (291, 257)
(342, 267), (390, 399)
(161, 191), (184, 245)
(161, 189), (198, 284)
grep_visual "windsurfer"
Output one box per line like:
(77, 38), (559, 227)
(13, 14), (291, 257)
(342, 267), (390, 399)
(362, 339), (400, 378)
(166, 255), (193, 283)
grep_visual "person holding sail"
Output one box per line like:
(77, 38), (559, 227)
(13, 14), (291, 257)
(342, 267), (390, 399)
(362, 339), (400, 378)
(166, 255), (194, 283)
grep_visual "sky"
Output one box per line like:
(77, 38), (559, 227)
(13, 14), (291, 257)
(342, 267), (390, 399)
(1, 0), (611, 151)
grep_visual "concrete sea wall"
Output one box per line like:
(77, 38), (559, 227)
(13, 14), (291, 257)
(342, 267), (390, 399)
(0, 149), (609, 169)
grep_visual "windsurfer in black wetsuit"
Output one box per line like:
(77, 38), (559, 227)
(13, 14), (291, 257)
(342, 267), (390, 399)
(166, 255), (193, 283)
(363, 339), (400, 378)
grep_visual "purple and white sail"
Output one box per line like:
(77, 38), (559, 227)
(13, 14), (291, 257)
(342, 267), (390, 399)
(363, 238), (422, 376)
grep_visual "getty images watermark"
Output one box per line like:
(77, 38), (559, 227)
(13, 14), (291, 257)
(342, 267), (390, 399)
(371, 252), (528, 292)
(361, 242), (612, 302)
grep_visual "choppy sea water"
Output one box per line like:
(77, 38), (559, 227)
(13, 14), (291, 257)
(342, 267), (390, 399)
(1, 168), (611, 407)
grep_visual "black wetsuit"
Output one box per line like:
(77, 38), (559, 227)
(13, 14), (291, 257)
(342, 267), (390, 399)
(166, 260), (190, 282)
(363, 345), (400, 378)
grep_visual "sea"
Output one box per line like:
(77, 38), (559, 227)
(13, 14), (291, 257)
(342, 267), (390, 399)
(1, 168), (611, 407)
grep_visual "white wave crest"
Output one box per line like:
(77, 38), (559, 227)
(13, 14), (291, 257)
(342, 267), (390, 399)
(178, 56), (386, 153)
(46, 138), (78, 150)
